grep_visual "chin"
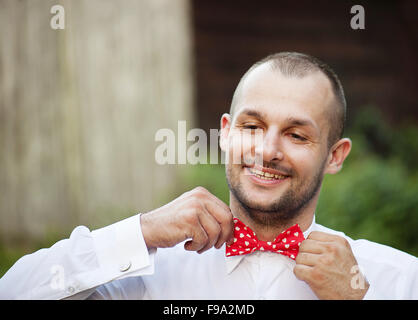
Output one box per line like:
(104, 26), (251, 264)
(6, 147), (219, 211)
(239, 188), (282, 211)
(243, 180), (284, 198)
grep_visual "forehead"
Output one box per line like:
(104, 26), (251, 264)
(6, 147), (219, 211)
(233, 63), (334, 128)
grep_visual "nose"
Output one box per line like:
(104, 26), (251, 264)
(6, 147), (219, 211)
(254, 127), (284, 163)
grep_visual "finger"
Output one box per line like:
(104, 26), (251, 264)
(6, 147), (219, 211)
(200, 190), (233, 224)
(299, 239), (325, 254)
(307, 231), (341, 242)
(184, 222), (208, 252)
(293, 264), (313, 282)
(196, 210), (222, 253)
(190, 187), (234, 247)
(191, 186), (230, 214)
(203, 200), (234, 248)
(295, 252), (320, 267)
(202, 189), (231, 213)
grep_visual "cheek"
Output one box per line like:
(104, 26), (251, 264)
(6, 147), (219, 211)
(227, 131), (256, 162)
(282, 142), (322, 175)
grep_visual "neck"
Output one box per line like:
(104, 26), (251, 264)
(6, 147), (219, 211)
(229, 193), (317, 241)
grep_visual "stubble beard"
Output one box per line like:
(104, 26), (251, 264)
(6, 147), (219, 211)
(225, 161), (326, 228)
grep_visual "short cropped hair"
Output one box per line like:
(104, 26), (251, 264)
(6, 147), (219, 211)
(230, 52), (346, 147)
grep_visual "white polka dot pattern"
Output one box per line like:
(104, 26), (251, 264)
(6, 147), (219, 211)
(226, 218), (305, 260)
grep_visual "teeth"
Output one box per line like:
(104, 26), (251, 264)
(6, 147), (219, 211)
(249, 168), (287, 180)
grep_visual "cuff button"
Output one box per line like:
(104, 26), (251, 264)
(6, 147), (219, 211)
(119, 261), (131, 272)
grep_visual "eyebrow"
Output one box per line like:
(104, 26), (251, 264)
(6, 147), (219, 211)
(285, 117), (317, 130)
(235, 108), (267, 122)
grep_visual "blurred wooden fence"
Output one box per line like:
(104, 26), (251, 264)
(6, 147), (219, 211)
(0, 0), (194, 243)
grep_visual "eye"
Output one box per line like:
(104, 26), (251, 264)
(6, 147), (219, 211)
(239, 123), (263, 132)
(243, 125), (260, 130)
(289, 133), (307, 141)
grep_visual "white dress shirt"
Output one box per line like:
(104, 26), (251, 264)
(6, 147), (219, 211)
(0, 214), (417, 300)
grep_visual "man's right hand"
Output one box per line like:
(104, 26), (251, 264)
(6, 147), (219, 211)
(140, 187), (235, 254)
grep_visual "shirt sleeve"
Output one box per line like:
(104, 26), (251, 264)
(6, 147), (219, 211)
(0, 214), (155, 300)
(363, 257), (418, 300)
(362, 284), (389, 300)
(403, 258), (418, 299)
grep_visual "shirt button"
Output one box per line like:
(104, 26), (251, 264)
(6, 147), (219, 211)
(119, 261), (131, 272)
(67, 286), (75, 294)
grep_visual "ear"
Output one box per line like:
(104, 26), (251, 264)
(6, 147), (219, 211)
(219, 113), (232, 152)
(324, 138), (352, 175)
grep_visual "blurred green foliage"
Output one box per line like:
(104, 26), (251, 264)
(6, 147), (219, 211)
(179, 107), (418, 257)
(317, 107), (418, 256)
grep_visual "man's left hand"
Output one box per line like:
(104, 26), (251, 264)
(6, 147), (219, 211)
(293, 231), (369, 300)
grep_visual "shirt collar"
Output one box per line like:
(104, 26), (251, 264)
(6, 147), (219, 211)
(225, 215), (317, 275)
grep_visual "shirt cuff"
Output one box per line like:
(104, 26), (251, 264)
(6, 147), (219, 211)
(92, 213), (155, 281)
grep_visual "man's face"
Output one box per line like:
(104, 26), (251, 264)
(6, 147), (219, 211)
(221, 63), (336, 225)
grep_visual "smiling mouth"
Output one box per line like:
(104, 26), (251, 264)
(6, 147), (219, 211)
(244, 163), (291, 183)
(248, 167), (288, 180)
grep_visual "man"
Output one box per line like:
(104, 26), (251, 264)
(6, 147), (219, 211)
(0, 52), (417, 299)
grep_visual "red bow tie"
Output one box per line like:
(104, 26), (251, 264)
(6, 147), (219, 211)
(226, 218), (305, 260)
